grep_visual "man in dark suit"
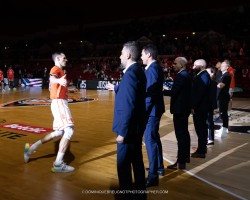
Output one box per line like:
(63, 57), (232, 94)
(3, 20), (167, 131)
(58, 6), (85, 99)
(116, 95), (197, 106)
(141, 43), (165, 187)
(106, 41), (147, 199)
(191, 59), (211, 158)
(164, 57), (192, 170)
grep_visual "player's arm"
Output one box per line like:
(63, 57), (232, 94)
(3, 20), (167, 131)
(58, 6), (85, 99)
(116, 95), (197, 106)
(50, 74), (67, 86)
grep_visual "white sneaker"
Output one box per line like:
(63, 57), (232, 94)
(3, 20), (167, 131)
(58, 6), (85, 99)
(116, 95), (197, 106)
(24, 143), (33, 163)
(51, 161), (75, 173)
(207, 140), (214, 145)
(215, 127), (228, 138)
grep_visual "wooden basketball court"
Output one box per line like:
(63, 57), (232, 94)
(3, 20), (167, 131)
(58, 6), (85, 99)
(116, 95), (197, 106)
(0, 87), (249, 200)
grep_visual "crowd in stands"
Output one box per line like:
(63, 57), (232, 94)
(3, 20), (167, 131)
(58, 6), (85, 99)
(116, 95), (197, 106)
(1, 5), (250, 96)
(1, 52), (250, 97)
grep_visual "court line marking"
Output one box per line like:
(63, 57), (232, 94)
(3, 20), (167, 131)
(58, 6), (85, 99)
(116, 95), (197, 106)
(163, 143), (248, 200)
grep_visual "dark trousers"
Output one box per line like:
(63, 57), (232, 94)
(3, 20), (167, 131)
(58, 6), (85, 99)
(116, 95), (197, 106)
(193, 112), (208, 154)
(8, 80), (14, 89)
(173, 113), (190, 163)
(219, 98), (230, 128)
(117, 139), (146, 191)
(207, 110), (214, 141)
(144, 116), (164, 179)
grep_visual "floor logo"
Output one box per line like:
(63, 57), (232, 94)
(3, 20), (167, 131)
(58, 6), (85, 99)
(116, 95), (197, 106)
(0, 123), (52, 134)
(0, 97), (95, 107)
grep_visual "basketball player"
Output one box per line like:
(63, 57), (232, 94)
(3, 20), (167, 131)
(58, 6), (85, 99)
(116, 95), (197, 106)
(24, 52), (75, 173)
(7, 66), (14, 89)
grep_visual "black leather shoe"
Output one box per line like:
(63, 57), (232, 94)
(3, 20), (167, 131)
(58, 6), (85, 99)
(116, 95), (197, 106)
(191, 151), (206, 158)
(145, 168), (165, 176)
(146, 177), (159, 188)
(167, 162), (186, 170)
(167, 162), (177, 170)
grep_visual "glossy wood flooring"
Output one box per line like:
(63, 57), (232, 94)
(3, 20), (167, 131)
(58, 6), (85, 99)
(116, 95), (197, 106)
(0, 87), (249, 200)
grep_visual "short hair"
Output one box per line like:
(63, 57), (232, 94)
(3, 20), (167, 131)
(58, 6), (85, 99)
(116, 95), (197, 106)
(193, 59), (207, 69)
(221, 61), (230, 68)
(175, 57), (188, 67)
(142, 43), (158, 60)
(123, 41), (140, 61)
(52, 52), (64, 62)
(224, 59), (231, 65)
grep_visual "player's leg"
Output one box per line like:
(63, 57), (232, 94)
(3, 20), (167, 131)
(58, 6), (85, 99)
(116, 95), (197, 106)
(52, 126), (74, 173)
(24, 130), (63, 163)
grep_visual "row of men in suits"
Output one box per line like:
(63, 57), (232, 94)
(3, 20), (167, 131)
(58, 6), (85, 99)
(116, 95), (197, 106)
(164, 58), (231, 171)
(107, 41), (230, 199)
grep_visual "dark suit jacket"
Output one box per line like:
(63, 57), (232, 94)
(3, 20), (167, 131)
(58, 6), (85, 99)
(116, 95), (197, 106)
(217, 72), (231, 101)
(191, 70), (211, 113)
(145, 61), (165, 117)
(166, 69), (192, 115)
(112, 63), (147, 142)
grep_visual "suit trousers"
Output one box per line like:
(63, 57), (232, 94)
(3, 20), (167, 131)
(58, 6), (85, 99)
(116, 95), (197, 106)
(207, 110), (215, 141)
(219, 98), (230, 128)
(173, 113), (191, 163)
(144, 116), (164, 178)
(193, 112), (208, 154)
(117, 139), (146, 191)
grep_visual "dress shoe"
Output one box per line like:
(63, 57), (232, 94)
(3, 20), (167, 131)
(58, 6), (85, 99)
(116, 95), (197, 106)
(145, 177), (159, 188)
(145, 168), (165, 176)
(191, 151), (206, 158)
(167, 162), (186, 170)
(167, 162), (177, 170)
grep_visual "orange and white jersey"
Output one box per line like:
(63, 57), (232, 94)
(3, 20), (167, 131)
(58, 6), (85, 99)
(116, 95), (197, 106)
(7, 69), (14, 81)
(51, 99), (74, 130)
(50, 66), (68, 99)
(0, 71), (4, 81)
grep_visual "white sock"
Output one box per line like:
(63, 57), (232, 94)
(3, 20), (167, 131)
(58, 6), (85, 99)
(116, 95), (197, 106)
(30, 140), (42, 152)
(55, 152), (65, 165)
